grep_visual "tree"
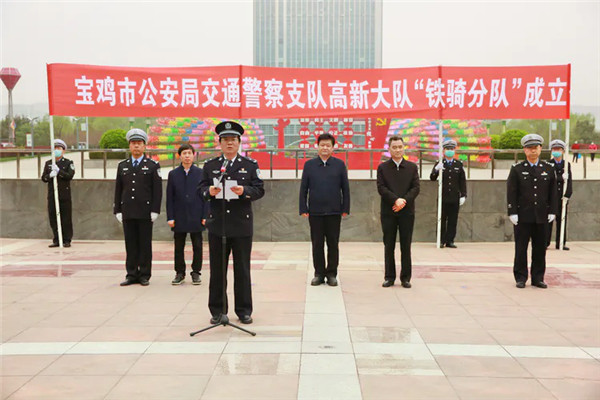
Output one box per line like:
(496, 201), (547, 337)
(573, 119), (597, 144)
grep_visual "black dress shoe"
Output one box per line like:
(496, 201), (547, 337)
(382, 280), (394, 287)
(516, 281), (526, 289)
(210, 315), (220, 324)
(120, 279), (138, 286)
(445, 242), (457, 248)
(532, 281), (548, 289)
(239, 315), (253, 324)
(401, 281), (412, 288)
(562, 246), (570, 251)
(48, 243), (59, 248)
(139, 278), (150, 286)
(327, 276), (338, 286)
(171, 274), (185, 285)
(63, 243), (71, 248)
(311, 276), (325, 286)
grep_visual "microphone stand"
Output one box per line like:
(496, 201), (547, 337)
(190, 162), (256, 337)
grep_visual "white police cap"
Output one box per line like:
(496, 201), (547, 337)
(521, 133), (544, 147)
(442, 139), (457, 149)
(53, 139), (67, 149)
(549, 139), (566, 150)
(126, 128), (148, 143)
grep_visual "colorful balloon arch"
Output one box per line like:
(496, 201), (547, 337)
(147, 117), (267, 161)
(385, 119), (492, 166)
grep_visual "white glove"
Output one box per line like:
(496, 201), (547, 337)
(562, 196), (570, 203)
(435, 162), (444, 171)
(49, 164), (59, 178)
(459, 197), (466, 206)
(150, 212), (159, 222)
(562, 171), (568, 181)
(548, 214), (556, 223)
(115, 213), (123, 224)
(509, 215), (519, 225)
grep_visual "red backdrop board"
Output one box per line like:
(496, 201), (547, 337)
(47, 64), (570, 119)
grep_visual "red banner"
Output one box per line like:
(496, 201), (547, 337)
(47, 63), (570, 119)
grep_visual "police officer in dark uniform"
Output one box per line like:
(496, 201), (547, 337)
(507, 134), (557, 289)
(114, 129), (162, 286)
(547, 139), (573, 250)
(41, 139), (75, 247)
(430, 139), (467, 248)
(198, 121), (265, 325)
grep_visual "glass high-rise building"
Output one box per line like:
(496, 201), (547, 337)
(254, 0), (382, 69)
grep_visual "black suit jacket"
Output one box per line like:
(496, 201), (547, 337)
(166, 164), (208, 233)
(199, 154), (265, 237)
(377, 158), (420, 216)
(41, 157), (75, 201)
(507, 160), (558, 224)
(113, 156), (162, 220)
(429, 159), (467, 203)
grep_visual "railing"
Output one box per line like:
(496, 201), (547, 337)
(1, 148), (598, 180)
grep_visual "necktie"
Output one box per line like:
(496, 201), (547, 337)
(133, 160), (138, 168)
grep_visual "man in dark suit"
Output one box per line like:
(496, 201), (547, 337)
(41, 139), (75, 247)
(507, 134), (557, 289)
(299, 133), (350, 287)
(198, 121), (265, 325)
(429, 139), (467, 248)
(167, 143), (208, 285)
(114, 129), (162, 287)
(547, 139), (573, 250)
(377, 135), (420, 288)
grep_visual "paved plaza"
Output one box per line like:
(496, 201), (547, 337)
(1, 239), (599, 399)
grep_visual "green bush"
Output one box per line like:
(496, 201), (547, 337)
(99, 129), (127, 149)
(89, 151), (128, 160)
(499, 129), (528, 149)
(490, 134), (501, 149)
(94, 128), (127, 159)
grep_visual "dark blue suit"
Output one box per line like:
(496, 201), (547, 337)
(299, 156), (350, 279)
(166, 164), (208, 276)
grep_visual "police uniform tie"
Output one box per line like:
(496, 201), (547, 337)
(133, 160), (138, 168)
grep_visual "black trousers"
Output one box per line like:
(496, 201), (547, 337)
(309, 215), (342, 278)
(208, 233), (253, 318)
(441, 201), (460, 244)
(382, 212), (414, 283)
(122, 219), (153, 281)
(48, 198), (72, 244)
(174, 231), (203, 275)
(513, 222), (547, 284)
(547, 204), (568, 248)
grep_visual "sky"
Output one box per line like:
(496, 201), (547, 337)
(1, 0), (599, 115)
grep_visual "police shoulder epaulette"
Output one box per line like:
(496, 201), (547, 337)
(207, 156), (221, 163)
(242, 155), (257, 163)
(150, 158), (159, 164)
(118, 158), (129, 165)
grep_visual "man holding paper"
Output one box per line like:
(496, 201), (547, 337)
(199, 121), (265, 325)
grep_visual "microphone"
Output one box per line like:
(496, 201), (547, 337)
(217, 159), (229, 185)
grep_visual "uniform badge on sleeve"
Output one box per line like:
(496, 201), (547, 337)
(157, 168), (162, 178)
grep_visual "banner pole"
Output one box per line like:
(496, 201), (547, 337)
(49, 115), (64, 248)
(559, 118), (570, 250)
(436, 120), (443, 249)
